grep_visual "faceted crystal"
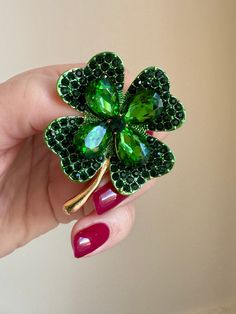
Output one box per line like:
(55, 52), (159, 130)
(124, 90), (163, 124)
(73, 123), (111, 158)
(116, 128), (150, 165)
(85, 79), (119, 118)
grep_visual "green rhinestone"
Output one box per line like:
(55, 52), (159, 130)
(108, 116), (126, 133)
(116, 128), (150, 166)
(85, 79), (119, 118)
(124, 89), (163, 124)
(73, 123), (111, 158)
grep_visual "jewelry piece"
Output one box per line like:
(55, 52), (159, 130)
(44, 52), (185, 214)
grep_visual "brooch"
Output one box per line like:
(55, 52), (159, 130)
(44, 52), (185, 214)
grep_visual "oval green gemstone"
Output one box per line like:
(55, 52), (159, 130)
(73, 123), (111, 158)
(124, 90), (163, 124)
(116, 128), (150, 166)
(85, 79), (119, 118)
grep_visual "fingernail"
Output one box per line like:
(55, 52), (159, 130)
(93, 181), (128, 215)
(146, 130), (154, 136)
(73, 223), (110, 258)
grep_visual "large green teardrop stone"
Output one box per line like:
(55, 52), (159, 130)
(85, 79), (119, 118)
(124, 90), (163, 124)
(73, 123), (111, 158)
(116, 128), (150, 165)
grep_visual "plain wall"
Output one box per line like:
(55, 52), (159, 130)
(0, 0), (235, 313)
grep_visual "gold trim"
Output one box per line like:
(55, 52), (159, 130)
(63, 158), (110, 215)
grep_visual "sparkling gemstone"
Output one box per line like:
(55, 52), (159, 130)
(124, 90), (163, 123)
(116, 128), (150, 165)
(73, 123), (111, 158)
(85, 79), (119, 118)
(108, 116), (126, 133)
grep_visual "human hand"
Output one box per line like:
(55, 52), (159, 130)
(0, 64), (165, 258)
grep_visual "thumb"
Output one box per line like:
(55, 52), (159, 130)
(0, 64), (84, 150)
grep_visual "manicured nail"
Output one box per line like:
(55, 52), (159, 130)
(146, 130), (154, 136)
(73, 223), (110, 258)
(93, 181), (128, 215)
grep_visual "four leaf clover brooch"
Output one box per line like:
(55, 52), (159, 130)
(44, 52), (186, 214)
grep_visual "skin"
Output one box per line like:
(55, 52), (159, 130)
(0, 64), (166, 258)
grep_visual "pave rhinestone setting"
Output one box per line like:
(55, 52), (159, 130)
(45, 52), (185, 195)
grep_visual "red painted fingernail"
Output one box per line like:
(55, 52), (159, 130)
(93, 181), (128, 215)
(146, 130), (154, 136)
(73, 223), (110, 258)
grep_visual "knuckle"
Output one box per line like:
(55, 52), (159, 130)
(110, 204), (135, 238)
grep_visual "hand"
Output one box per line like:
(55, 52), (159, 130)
(0, 64), (164, 258)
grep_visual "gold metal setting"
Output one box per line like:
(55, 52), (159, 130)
(63, 158), (110, 215)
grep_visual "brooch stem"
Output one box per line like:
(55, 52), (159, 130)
(63, 158), (110, 215)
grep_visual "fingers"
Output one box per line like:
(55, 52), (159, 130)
(82, 175), (156, 216)
(51, 164), (155, 224)
(68, 130), (169, 258)
(0, 64), (133, 149)
(149, 130), (167, 141)
(71, 203), (135, 258)
(0, 63), (85, 149)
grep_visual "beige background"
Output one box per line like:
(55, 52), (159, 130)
(0, 0), (235, 313)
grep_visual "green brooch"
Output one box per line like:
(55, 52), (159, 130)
(44, 52), (185, 214)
